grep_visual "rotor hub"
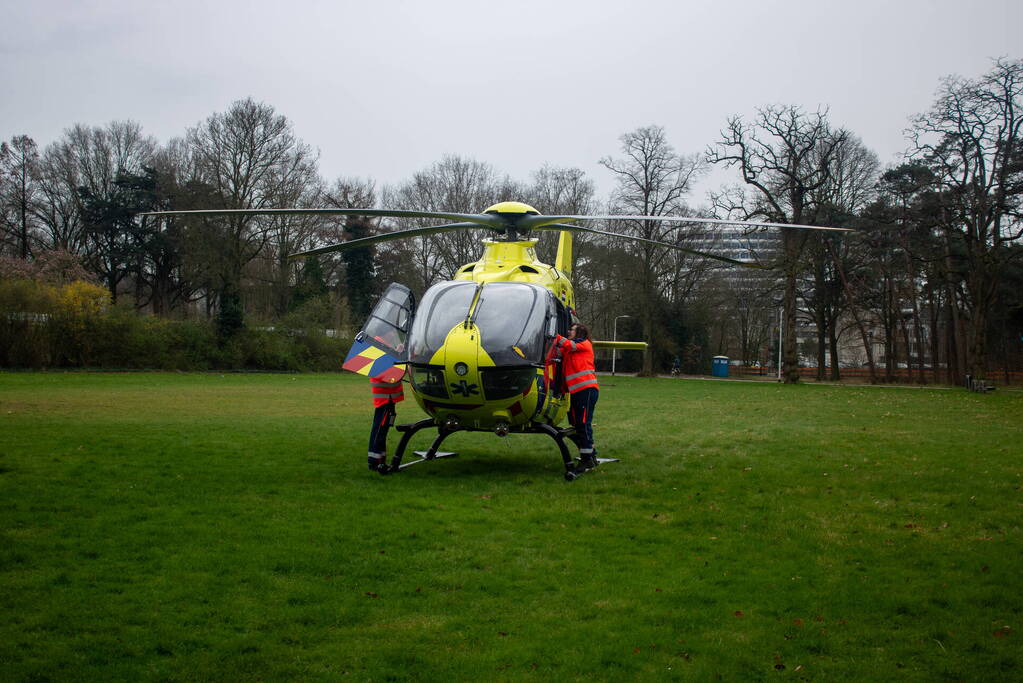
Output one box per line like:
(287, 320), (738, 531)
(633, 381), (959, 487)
(483, 202), (540, 241)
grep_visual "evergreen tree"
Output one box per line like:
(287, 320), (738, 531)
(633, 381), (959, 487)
(342, 216), (377, 320)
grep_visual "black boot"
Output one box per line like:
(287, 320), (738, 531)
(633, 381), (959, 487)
(577, 450), (598, 471)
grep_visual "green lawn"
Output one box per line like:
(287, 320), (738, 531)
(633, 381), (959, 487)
(1, 372), (1020, 680)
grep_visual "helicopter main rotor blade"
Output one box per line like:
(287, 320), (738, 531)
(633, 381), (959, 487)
(140, 207), (506, 229)
(535, 223), (766, 268)
(519, 214), (852, 233)
(289, 222), (485, 259)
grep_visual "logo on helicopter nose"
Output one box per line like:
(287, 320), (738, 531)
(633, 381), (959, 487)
(449, 380), (480, 397)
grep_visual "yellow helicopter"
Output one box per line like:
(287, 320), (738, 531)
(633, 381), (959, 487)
(147, 201), (848, 479)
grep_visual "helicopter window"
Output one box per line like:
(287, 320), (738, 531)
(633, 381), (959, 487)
(410, 366), (448, 398)
(556, 298), (572, 335)
(481, 367), (537, 400)
(361, 283), (414, 358)
(473, 283), (549, 365)
(408, 281), (477, 363)
(518, 266), (539, 274)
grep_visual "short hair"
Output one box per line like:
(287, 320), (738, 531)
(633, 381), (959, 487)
(571, 323), (590, 340)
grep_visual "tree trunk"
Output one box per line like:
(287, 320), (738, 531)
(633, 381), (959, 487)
(828, 323), (841, 381)
(944, 291), (961, 384)
(782, 232), (801, 384)
(899, 313), (913, 383)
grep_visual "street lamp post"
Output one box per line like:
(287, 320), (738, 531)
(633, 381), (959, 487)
(612, 315), (630, 376)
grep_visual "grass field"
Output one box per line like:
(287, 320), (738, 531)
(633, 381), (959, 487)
(1, 372), (1021, 680)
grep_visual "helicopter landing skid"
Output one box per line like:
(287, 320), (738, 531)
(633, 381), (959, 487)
(379, 418), (613, 481)
(378, 418), (453, 475)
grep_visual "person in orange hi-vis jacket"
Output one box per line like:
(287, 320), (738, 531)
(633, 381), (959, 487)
(368, 372), (404, 471)
(552, 322), (600, 471)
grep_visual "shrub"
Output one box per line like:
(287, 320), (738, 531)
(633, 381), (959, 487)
(0, 276), (348, 371)
(0, 279), (58, 367)
(51, 281), (112, 366)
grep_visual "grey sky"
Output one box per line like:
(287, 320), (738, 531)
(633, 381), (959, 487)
(2, 0), (1020, 205)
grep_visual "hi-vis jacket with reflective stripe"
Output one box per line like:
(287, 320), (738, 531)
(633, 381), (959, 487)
(554, 335), (599, 394)
(370, 376), (405, 408)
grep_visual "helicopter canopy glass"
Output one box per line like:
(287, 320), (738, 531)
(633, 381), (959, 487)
(473, 283), (550, 365)
(408, 281), (477, 363)
(361, 283), (415, 360)
(407, 281), (554, 366)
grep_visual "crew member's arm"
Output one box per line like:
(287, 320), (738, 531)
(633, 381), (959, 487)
(553, 334), (578, 352)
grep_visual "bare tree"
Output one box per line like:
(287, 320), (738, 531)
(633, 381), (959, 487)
(35, 141), (85, 252)
(525, 164), (596, 266)
(909, 58), (1023, 380)
(27, 122), (157, 300)
(806, 134), (880, 380)
(384, 155), (521, 293)
(0, 136), (43, 258)
(708, 106), (849, 383)
(185, 98), (318, 333)
(601, 125), (706, 375)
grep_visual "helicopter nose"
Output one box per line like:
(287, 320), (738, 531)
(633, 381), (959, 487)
(441, 322), (483, 396)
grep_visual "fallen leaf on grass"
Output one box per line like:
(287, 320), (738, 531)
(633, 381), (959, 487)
(734, 610), (745, 618)
(365, 592), (378, 598)
(993, 626), (1012, 638)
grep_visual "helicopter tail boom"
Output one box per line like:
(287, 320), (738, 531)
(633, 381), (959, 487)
(592, 340), (647, 351)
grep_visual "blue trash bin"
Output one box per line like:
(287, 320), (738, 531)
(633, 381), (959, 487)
(712, 356), (729, 378)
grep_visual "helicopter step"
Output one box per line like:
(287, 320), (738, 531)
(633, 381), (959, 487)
(387, 450), (458, 472)
(413, 450), (457, 458)
(564, 455), (621, 481)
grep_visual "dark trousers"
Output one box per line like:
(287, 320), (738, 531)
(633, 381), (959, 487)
(369, 402), (396, 455)
(568, 387), (598, 452)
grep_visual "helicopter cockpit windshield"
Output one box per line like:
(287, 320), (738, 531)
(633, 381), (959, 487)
(408, 281), (477, 364)
(407, 281), (554, 366)
(473, 283), (549, 365)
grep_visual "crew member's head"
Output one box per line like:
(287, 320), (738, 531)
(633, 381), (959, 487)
(569, 323), (589, 340)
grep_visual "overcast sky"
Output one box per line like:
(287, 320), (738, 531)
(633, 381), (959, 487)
(2, 0), (1020, 205)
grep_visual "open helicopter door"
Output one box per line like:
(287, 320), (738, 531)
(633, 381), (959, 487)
(342, 283), (416, 383)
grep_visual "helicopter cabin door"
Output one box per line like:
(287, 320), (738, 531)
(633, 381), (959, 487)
(342, 283), (416, 382)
